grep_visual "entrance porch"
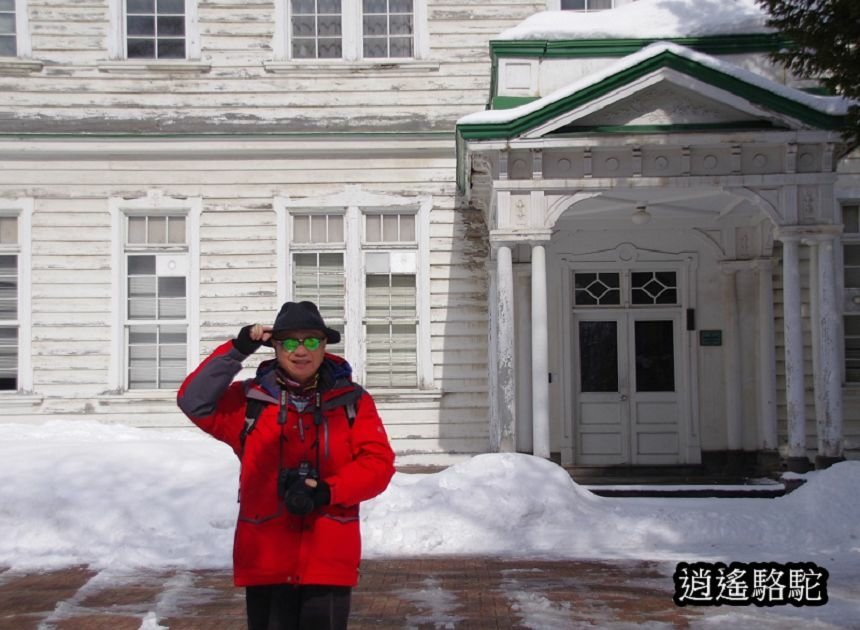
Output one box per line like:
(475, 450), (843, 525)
(456, 42), (851, 472)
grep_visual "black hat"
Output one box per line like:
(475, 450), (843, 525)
(271, 301), (341, 344)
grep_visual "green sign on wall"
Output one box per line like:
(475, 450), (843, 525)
(700, 330), (722, 346)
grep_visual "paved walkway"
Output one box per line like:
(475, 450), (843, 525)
(0, 557), (703, 629)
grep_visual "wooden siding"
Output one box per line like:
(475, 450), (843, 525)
(3, 0), (545, 134)
(6, 0), (540, 461)
(5, 0), (859, 464)
(0, 143), (494, 456)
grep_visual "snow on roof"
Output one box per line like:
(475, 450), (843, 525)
(497, 0), (772, 41)
(457, 42), (852, 128)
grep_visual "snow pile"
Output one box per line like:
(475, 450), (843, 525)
(497, 0), (771, 41)
(362, 452), (605, 556)
(0, 421), (238, 571)
(0, 421), (858, 574)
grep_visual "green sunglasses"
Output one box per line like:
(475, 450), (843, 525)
(280, 337), (324, 353)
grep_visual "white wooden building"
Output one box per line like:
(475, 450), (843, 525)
(0, 0), (857, 473)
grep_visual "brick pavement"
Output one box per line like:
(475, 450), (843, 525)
(0, 557), (704, 629)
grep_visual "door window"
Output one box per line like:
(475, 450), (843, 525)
(575, 270), (678, 307)
(578, 320), (618, 392)
(634, 320), (675, 392)
(574, 272), (620, 306)
(631, 271), (678, 305)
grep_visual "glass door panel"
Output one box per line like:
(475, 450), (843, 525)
(634, 320), (675, 392)
(578, 320), (618, 392)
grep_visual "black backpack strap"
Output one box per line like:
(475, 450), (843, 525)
(321, 385), (364, 428)
(240, 398), (266, 449)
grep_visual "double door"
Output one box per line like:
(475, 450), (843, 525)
(571, 270), (683, 465)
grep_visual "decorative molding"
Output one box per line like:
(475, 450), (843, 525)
(263, 61), (440, 75)
(799, 185), (818, 224)
(97, 61), (212, 74)
(545, 191), (603, 227)
(0, 59), (43, 76)
(730, 187), (780, 225)
(279, 184), (430, 211)
(489, 229), (553, 247)
(774, 224), (843, 241)
(578, 83), (745, 126)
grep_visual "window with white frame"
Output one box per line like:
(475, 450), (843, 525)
(0, 0), (29, 58)
(280, 0), (424, 61)
(0, 202), (31, 393)
(281, 192), (431, 389)
(290, 0), (343, 59)
(0, 214), (18, 389)
(843, 203), (860, 383)
(126, 0), (186, 58)
(110, 0), (199, 59)
(291, 213), (347, 340)
(362, 0), (413, 58)
(0, 0), (15, 57)
(551, 0), (616, 10)
(124, 214), (188, 389)
(363, 212), (418, 387)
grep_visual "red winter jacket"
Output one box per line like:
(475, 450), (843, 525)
(177, 340), (395, 587)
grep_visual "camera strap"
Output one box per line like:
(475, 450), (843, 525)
(240, 385), (362, 455)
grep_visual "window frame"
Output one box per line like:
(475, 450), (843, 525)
(547, 0), (617, 10)
(0, 0), (31, 58)
(0, 198), (32, 393)
(110, 192), (200, 392)
(274, 0), (428, 62)
(572, 269), (680, 308)
(841, 202), (860, 385)
(275, 188), (432, 389)
(362, 209), (420, 388)
(289, 212), (348, 343)
(108, 0), (200, 61)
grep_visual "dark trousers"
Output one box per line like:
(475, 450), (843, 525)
(246, 584), (352, 630)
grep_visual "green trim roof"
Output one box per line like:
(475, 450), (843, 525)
(490, 33), (792, 59)
(458, 48), (846, 143)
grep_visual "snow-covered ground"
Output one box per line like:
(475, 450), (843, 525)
(1, 420), (858, 628)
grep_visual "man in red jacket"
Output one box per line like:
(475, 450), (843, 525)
(177, 301), (396, 630)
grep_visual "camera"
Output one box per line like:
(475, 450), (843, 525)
(278, 461), (319, 516)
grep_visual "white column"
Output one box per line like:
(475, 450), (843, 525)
(531, 244), (550, 459)
(781, 236), (807, 461)
(808, 241), (824, 454)
(757, 260), (778, 450)
(496, 244), (516, 452)
(816, 234), (844, 460)
(722, 267), (743, 450)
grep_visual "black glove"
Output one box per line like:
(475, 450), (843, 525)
(284, 478), (330, 515)
(312, 479), (331, 509)
(232, 324), (262, 355)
